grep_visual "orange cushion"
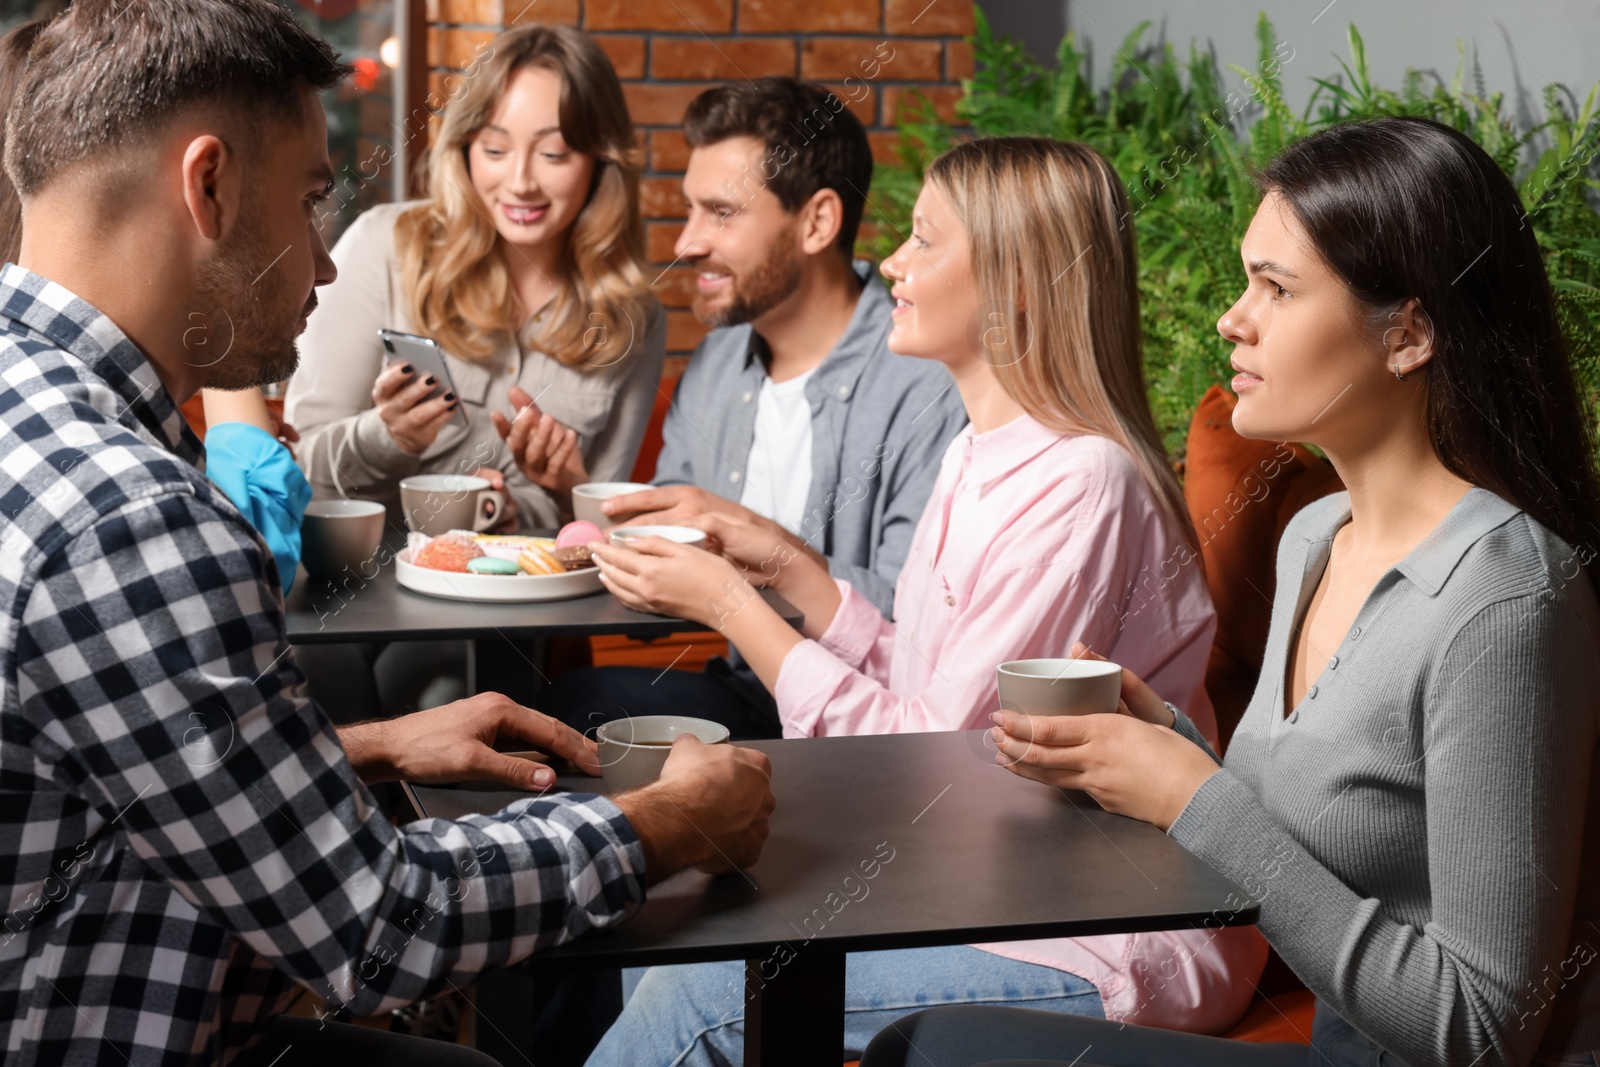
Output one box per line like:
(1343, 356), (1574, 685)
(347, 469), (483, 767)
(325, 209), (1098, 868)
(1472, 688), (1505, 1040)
(1182, 386), (1343, 749)
(177, 394), (285, 441)
(629, 372), (681, 484)
(1223, 989), (1317, 1043)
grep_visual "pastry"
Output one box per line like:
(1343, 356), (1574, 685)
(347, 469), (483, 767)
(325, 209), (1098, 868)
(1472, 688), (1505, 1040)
(552, 545), (596, 572)
(413, 534), (484, 573)
(516, 543), (564, 576)
(556, 520), (604, 548)
(466, 556), (521, 575)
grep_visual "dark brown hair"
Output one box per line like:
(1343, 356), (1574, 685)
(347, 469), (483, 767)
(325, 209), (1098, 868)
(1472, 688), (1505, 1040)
(1261, 116), (1600, 575)
(684, 77), (873, 256)
(0, 18), (45, 261)
(5, 0), (349, 198)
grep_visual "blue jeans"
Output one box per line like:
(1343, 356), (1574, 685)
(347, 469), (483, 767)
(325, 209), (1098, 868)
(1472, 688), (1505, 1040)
(585, 946), (1104, 1067)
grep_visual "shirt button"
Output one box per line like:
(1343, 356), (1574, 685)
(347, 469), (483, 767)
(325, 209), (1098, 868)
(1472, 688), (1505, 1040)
(1350, 626), (1361, 638)
(1308, 684), (1319, 699)
(729, 471), (742, 484)
(1288, 711), (1300, 724)
(742, 391), (752, 403)
(1328, 655), (1339, 670)
(944, 593), (955, 606)
(838, 385), (849, 399)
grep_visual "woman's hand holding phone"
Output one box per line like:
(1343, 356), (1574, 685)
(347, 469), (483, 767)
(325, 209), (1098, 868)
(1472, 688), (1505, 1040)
(372, 360), (460, 454)
(490, 385), (589, 497)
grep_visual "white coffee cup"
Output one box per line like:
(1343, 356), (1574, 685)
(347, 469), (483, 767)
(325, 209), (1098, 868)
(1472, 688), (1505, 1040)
(572, 481), (654, 529)
(399, 474), (506, 536)
(608, 524), (708, 550)
(300, 499), (386, 580)
(997, 658), (1123, 717)
(594, 715), (731, 791)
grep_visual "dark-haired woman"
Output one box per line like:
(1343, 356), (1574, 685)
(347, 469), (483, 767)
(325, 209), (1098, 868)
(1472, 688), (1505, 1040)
(862, 116), (1600, 1067)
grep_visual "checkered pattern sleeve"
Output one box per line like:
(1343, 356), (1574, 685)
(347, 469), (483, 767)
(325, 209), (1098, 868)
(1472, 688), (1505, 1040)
(13, 487), (646, 1020)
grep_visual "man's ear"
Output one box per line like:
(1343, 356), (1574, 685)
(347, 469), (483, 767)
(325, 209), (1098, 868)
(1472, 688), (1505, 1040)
(798, 187), (845, 257)
(180, 134), (241, 243)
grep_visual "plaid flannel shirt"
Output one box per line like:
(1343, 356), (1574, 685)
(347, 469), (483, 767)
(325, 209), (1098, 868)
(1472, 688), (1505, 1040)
(0, 265), (647, 1065)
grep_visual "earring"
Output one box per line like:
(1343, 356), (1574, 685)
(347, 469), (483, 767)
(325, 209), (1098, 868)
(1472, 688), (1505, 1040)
(1393, 366), (1406, 380)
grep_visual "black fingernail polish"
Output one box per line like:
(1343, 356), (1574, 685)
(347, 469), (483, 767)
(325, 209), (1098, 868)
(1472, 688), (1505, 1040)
(444, 391), (456, 401)
(425, 375), (437, 385)
(400, 364), (414, 374)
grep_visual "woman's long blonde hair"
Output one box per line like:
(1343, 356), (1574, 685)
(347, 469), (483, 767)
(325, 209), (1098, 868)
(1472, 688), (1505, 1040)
(926, 137), (1198, 551)
(395, 24), (649, 368)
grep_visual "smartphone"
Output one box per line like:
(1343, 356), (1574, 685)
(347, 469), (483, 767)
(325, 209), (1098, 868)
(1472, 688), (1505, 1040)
(379, 329), (468, 431)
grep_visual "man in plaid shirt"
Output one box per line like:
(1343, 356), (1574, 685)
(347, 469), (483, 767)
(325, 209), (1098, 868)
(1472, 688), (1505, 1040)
(0, 2), (775, 1064)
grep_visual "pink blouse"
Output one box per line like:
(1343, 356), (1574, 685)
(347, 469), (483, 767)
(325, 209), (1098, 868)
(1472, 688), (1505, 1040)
(773, 414), (1267, 1032)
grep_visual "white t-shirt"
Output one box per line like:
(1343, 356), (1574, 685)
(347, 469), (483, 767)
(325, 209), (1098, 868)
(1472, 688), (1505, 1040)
(740, 368), (815, 534)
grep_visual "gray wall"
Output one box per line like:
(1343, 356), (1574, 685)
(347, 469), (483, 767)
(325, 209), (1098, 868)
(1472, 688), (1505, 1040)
(980, 0), (1600, 129)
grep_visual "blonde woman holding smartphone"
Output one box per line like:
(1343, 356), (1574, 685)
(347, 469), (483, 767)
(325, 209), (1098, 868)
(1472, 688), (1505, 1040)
(287, 23), (665, 529)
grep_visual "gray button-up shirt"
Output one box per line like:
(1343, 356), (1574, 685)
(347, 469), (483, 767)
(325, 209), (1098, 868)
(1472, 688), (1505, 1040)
(653, 262), (967, 616)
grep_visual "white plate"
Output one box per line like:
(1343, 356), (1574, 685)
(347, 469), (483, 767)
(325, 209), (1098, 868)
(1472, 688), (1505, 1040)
(395, 549), (604, 603)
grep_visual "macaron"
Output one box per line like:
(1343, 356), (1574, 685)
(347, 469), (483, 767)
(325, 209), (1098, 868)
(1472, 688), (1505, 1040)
(557, 520), (604, 549)
(466, 556), (521, 576)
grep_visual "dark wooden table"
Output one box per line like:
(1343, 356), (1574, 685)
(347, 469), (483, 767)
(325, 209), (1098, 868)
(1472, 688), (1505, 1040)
(283, 556), (801, 645)
(408, 730), (1258, 1066)
(281, 535), (800, 701)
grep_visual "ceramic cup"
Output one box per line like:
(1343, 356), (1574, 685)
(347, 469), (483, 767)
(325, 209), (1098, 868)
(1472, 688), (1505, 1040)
(996, 658), (1123, 717)
(300, 499), (386, 580)
(399, 474), (506, 536)
(607, 524), (708, 550)
(594, 715), (731, 791)
(572, 481), (654, 529)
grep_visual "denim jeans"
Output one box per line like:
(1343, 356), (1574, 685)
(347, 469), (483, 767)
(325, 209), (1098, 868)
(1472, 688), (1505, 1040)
(584, 946), (1104, 1067)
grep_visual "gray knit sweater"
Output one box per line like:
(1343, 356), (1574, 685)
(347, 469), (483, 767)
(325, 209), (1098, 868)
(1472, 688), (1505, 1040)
(1168, 487), (1600, 1067)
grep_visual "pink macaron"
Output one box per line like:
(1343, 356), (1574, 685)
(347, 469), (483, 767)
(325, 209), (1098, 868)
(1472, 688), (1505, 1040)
(556, 520), (604, 548)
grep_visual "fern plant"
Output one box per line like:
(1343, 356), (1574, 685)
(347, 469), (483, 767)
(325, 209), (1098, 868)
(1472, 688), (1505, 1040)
(861, 10), (1600, 460)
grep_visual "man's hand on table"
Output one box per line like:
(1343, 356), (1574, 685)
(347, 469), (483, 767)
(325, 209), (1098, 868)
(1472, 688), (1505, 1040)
(337, 693), (601, 792)
(614, 737), (775, 885)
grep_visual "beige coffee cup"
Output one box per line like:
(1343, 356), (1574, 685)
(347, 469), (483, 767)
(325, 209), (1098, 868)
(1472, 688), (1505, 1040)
(300, 499), (386, 580)
(997, 658), (1123, 717)
(399, 474), (506, 536)
(594, 715), (730, 791)
(572, 481), (654, 529)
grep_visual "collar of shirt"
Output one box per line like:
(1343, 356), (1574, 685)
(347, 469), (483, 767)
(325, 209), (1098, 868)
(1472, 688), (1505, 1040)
(0, 263), (202, 467)
(1294, 485), (1523, 596)
(948, 412), (1073, 497)
(739, 260), (891, 407)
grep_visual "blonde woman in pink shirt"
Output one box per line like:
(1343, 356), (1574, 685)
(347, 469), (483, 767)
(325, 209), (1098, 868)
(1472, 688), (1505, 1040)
(584, 137), (1265, 1065)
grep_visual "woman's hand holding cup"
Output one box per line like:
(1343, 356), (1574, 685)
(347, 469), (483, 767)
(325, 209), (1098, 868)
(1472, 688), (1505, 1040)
(1065, 642), (1177, 727)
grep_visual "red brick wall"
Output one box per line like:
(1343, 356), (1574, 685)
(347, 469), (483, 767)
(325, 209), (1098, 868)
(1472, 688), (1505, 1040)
(423, 0), (974, 371)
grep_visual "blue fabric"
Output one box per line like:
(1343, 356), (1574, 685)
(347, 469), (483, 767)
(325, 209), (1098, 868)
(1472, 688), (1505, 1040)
(203, 421), (311, 595)
(588, 946), (1104, 1067)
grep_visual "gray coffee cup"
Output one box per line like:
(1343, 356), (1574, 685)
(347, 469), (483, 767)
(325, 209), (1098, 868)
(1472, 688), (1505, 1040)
(300, 499), (386, 580)
(572, 481), (653, 529)
(594, 715), (731, 792)
(399, 474), (506, 536)
(997, 658), (1123, 717)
